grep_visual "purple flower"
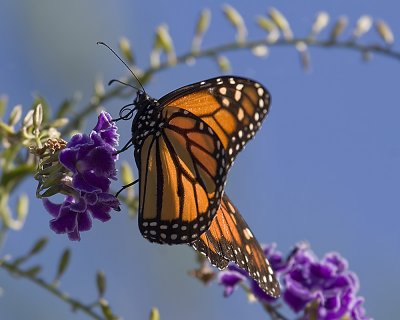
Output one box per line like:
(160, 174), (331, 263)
(218, 268), (247, 297)
(43, 111), (120, 240)
(351, 297), (370, 320)
(263, 242), (290, 273)
(282, 246), (371, 320)
(217, 243), (371, 320)
(218, 244), (286, 302)
(92, 111), (119, 147)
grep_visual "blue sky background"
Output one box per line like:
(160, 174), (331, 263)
(1, 1), (399, 319)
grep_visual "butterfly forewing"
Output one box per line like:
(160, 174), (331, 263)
(158, 76), (271, 165)
(137, 107), (228, 244)
(191, 194), (280, 298)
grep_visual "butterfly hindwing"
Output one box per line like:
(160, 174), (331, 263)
(191, 194), (280, 298)
(136, 106), (228, 244)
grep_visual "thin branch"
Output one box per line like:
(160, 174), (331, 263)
(62, 37), (400, 135)
(239, 283), (289, 320)
(261, 301), (289, 320)
(0, 260), (104, 320)
(144, 38), (400, 78)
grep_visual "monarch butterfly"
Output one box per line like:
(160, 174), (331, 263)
(118, 75), (278, 296)
(124, 76), (270, 243)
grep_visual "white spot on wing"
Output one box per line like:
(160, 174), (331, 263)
(222, 97), (230, 107)
(243, 228), (253, 240)
(235, 90), (242, 101)
(237, 108), (244, 121)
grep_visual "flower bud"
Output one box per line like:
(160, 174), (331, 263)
(376, 20), (394, 45)
(353, 15), (373, 39)
(268, 8), (293, 40)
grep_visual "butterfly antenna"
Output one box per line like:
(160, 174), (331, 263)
(108, 79), (138, 90)
(97, 41), (146, 93)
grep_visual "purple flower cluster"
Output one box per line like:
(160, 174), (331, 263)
(43, 112), (120, 240)
(219, 243), (371, 320)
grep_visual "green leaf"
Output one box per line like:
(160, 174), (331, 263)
(195, 9), (211, 36)
(56, 98), (76, 118)
(119, 37), (135, 64)
(0, 96), (8, 118)
(1, 164), (36, 192)
(16, 193), (28, 223)
(121, 161), (134, 186)
(39, 185), (62, 198)
(127, 198), (138, 217)
(12, 256), (27, 267)
(55, 248), (71, 282)
(139, 72), (153, 86)
(192, 9), (211, 53)
(154, 24), (176, 65)
(216, 55), (231, 73)
(8, 105), (22, 126)
(32, 95), (50, 124)
(96, 271), (106, 297)
(25, 265), (42, 277)
(100, 299), (118, 320)
(33, 103), (43, 130)
(29, 237), (49, 255)
(11, 239), (47, 267)
(149, 307), (160, 320)
(49, 117), (69, 129)
(222, 4), (247, 43)
(155, 24), (174, 54)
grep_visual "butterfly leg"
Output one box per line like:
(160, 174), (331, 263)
(114, 138), (134, 156)
(115, 178), (139, 198)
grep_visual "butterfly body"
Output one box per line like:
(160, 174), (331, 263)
(130, 92), (161, 147)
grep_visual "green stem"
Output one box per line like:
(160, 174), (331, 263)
(0, 260), (104, 320)
(0, 224), (8, 249)
(261, 301), (288, 320)
(239, 283), (288, 320)
(63, 37), (400, 135)
(144, 38), (400, 78)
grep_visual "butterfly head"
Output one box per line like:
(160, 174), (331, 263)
(131, 90), (161, 147)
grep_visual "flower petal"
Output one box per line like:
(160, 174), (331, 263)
(43, 198), (62, 218)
